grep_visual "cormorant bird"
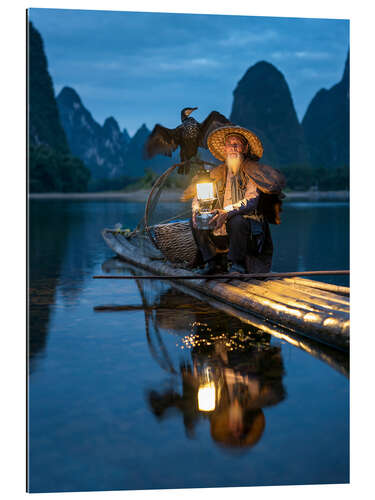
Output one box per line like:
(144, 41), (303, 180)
(144, 107), (231, 173)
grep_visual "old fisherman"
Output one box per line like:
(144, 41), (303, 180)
(181, 125), (286, 275)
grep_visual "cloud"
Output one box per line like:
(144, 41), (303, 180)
(89, 61), (123, 71)
(68, 55), (222, 78)
(159, 58), (220, 72)
(297, 67), (343, 80)
(218, 29), (278, 47)
(271, 50), (332, 61)
(295, 51), (332, 60)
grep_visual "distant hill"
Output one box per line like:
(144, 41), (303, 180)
(28, 22), (69, 154)
(28, 21), (90, 192)
(57, 87), (129, 179)
(124, 124), (183, 178)
(122, 128), (131, 146)
(302, 54), (349, 168)
(123, 124), (151, 177)
(57, 87), (180, 180)
(230, 61), (310, 168)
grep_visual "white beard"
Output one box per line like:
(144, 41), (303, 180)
(226, 154), (243, 174)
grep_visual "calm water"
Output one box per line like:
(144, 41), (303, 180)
(28, 200), (349, 493)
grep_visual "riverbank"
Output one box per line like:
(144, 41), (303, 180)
(29, 189), (349, 202)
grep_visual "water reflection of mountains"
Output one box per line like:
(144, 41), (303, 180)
(28, 200), (138, 371)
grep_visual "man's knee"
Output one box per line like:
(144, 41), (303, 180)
(227, 214), (249, 232)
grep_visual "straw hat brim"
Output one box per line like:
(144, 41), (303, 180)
(207, 125), (263, 161)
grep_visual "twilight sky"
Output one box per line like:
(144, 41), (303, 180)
(29, 8), (349, 136)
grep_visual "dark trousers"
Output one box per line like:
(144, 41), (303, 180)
(193, 214), (256, 265)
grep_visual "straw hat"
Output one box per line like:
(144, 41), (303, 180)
(207, 125), (263, 161)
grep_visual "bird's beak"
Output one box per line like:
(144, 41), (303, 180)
(187, 107), (198, 116)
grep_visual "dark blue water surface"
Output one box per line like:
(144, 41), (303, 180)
(28, 200), (349, 493)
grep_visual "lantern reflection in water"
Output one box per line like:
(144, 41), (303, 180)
(198, 367), (216, 412)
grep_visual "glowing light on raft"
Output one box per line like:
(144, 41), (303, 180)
(198, 382), (216, 412)
(323, 317), (339, 327)
(304, 312), (320, 322)
(196, 182), (214, 201)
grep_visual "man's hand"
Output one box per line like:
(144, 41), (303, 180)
(210, 209), (228, 230)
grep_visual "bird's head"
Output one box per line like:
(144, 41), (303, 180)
(181, 107), (198, 121)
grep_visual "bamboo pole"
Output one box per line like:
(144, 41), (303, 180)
(283, 277), (350, 296)
(262, 279), (350, 307)
(94, 304), (173, 312)
(233, 280), (349, 317)
(248, 279), (349, 312)
(93, 269), (349, 280)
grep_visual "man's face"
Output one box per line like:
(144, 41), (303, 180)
(224, 135), (248, 158)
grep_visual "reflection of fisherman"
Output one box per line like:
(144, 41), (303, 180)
(148, 320), (286, 450)
(181, 125), (286, 274)
(210, 365), (267, 448)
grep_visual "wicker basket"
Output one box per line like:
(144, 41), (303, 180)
(151, 220), (199, 268)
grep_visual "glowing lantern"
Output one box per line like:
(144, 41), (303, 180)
(195, 168), (216, 230)
(196, 181), (214, 201)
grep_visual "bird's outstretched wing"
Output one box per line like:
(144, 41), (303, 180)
(144, 124), (182, 159)
(199, 111), (232, 148)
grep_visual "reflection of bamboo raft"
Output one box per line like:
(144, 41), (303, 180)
(102, 229), (350, 351)
(154, 292), (206, 332)
(156, 309), (198, 332)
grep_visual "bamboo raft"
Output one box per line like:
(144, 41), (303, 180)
(101, 228), (349, 351)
